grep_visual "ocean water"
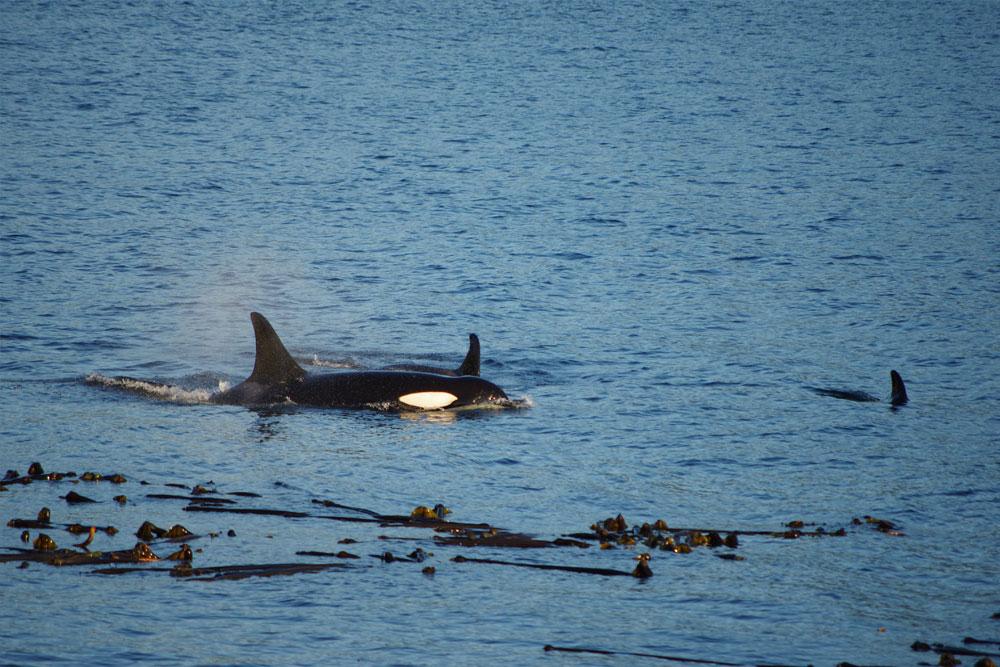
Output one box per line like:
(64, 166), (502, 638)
(2, 1), (999, 664)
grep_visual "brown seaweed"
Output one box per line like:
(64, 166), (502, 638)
(135, 521), (195, 542)
(565, 512), (904, 555)
(32, 534), (57, 551)
(8, 517), (118, 537)
(184, 503), (495, 532)
(88, 561), (351, 580)
(544, 644), (739, 664)
(296, 551), (361, 559)
(1, 457), (910, 641)
(79, 472), (127, 483)
(0, 542), (161, 566)
(912, 639), (1000, 660)
(169, 561), (349, 581)
(432, 529), (589, 549)
(146, 493), (237, 505)
(369, 548), (432, 563)
(451, 554), (642, 577)
(543, 644), (811, 666)
(62, 491), (97, 504)
(1, 468), (77, 485)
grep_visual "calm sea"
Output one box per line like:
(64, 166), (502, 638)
(2, 1), (999, 665)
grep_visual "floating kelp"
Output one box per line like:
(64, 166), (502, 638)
(114, 542), (160, 562)
(410, 504), (451, 520)
(853, 515), (906, 536)
(370, 548), (432, 563)
(146, 493), (237, 505)
(575, 515), (742, 554)
(74, 526), (96, 549)
(169, 561), (350, 581)
(88, 561), (351, 580)
(165, 544), (193, 561)
(135, 521), (195, 542)
(2, 468), (76, 486)
(1, 547), (80, 564)
(32, 534), (57, 551)
(8, 515), (117, 538)
(0, 542), (161, 566)
(632, 552), (653, 578)
(543, 644), (811, 666)
(79, 472), (127, 483)
(163, 524), (192, 538)
(2, 454), (909, 643)
(963, 638), (1000, 648)
(3, 457), (943, 667)
(62, 491), (97, 504)
(185, 501), (495, 532)
(312, 498), (384, 517)
(912, 637), (1000, 665)
(7, 518), (49, 530)
(184, 505), (354, 521)
(451, 554), (645, 578)
(566, 512), (898, 556)
(0, 467), (126, 485)
(432, 528), (589, 549)
(136, 521), (164, 539)
(296, 550), (361, 559)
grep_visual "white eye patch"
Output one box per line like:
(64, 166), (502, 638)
(398, 391), (458, 410)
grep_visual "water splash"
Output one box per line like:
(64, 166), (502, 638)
(84, 373), (214, 404)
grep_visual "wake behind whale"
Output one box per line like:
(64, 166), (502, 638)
(85, 373), (214, 404)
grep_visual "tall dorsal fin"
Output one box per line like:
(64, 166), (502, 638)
(889, 370), (908, 406)
(456, 333), (480, 376)
(247, 312), (306, 384)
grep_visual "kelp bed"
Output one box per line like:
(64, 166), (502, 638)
(3, 462), (997, 667)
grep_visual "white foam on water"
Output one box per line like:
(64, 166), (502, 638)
(85, 373), (214, 404)
(310, 354), (361, 369)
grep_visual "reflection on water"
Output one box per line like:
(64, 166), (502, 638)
(398, 410), (459, 424)
(251, 409), (287, 442)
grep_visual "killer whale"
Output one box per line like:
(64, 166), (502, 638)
(380, 333), (480, 376)
(810, 370), (908, 406)
(211, 313), (509, 410)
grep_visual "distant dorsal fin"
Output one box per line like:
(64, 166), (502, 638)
(889, 370), (908, 406)
(247, 312), (306, 384)
(456, 333), (480, 376)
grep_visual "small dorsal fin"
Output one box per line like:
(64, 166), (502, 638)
(889, 370), (908, 406)
(247, 312), (306, 384)
(456, 333), (480, 376)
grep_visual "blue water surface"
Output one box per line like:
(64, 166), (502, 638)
(2, 1), (999, 665)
